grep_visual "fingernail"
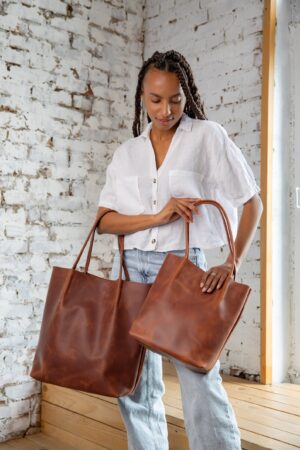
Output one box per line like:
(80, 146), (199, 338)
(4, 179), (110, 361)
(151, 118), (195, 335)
(200, 282), (204, 287)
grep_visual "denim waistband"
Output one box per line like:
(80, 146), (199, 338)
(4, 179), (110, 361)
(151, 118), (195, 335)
(111, 247), (208, 279)
(117, 247), (204, 256)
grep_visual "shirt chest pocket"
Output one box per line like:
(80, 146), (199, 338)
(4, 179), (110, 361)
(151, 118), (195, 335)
(169, 169), (204, 198)
(168, 169), (220, 233)
(116, 175), (145, 215)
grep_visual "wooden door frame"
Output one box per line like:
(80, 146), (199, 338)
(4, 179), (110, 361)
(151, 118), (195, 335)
(260, 0), (276, 385)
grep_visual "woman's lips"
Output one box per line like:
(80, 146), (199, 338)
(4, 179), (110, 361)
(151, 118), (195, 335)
(158, 118), (173, 125)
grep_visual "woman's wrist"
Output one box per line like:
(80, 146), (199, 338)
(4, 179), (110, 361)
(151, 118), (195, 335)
(152, 212), (163, 227)
(225, 255), (240, 275)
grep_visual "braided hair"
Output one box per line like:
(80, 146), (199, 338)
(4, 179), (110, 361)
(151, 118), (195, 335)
(132, 50), (208, 137)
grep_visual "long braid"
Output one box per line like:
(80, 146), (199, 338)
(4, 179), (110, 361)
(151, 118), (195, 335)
(132, 50), (207, 137)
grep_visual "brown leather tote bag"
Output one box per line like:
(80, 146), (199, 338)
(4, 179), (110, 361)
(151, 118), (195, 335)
(30, 210), (151, 397)
(129, 199), (252, 373)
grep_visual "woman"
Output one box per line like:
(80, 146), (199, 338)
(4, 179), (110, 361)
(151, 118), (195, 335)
(97, 50), (263, 450)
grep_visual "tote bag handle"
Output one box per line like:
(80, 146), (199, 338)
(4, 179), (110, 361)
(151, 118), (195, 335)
(59, 209), (129, 305)
(184, 199), (237, 280)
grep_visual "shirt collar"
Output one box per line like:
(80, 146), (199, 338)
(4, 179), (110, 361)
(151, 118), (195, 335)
(140, 112), (193, 139)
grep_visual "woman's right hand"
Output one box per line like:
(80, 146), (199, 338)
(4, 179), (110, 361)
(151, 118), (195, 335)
(156, 197), (201, 226)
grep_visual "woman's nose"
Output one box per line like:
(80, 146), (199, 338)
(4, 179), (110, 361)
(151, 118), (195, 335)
(161, 102), (172, 117)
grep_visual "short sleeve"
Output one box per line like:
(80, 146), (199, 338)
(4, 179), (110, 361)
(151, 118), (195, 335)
(98, 150), (118, 209)
(209, 124), (261, 208)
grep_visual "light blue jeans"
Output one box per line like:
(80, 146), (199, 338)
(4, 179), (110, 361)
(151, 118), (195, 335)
(110, 247), (242, 450)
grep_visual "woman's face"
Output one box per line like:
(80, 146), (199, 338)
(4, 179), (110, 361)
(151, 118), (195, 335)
(141, 67), (186, 133)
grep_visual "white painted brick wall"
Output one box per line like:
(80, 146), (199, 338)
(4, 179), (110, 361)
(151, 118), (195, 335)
(0, 0), (144, 442)
(1, 0), (265, 442)
(144, 0), (263, 379)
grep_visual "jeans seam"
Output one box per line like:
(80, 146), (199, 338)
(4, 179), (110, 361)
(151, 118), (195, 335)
(225, 403), (241, 449)
(217, 378), (242, 450)
(146, 351), (160, 450)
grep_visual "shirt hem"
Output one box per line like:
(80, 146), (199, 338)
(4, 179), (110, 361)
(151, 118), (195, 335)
(98, 202), (117, 210)
(230, 185), (261, 208)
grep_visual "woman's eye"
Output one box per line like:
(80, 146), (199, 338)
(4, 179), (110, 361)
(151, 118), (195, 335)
(151, 98), (181, 104)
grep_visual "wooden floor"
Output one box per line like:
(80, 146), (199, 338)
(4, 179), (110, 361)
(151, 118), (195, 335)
(2, 360), (300, 450)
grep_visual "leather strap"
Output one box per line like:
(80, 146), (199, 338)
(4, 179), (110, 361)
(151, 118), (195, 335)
(59, 210), (130, 305)
(88, 209), (130, 281)
(184, 200), (237, 280)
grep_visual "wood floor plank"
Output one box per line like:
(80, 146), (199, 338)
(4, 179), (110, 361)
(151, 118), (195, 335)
(224, 381), (300, 408)
(3, 436), (44, 450)
(225, 377), (300, 400)
(237, 416), (300, 447)
(42, 383), (124, 431)
(43, 423), (109, 450)
(41, 401), (127, 450)
(241, 429), (300, 450)
(42, 383), (118, 405)
(0, 443), (17, 449)
(26, 433), (77, 450)
(166, 372), (300, 411)
(164, 374), (300, 448)
(3, 432), (76, 450)
(43, 381), (186, 430)
(224, 384), (300, 416)
(279, 383), (300, 393)
(167, 423), (189, 450)
(231, 398), (300, 434)
(39, 372), (300, 450)
(163, 393), (184, 412)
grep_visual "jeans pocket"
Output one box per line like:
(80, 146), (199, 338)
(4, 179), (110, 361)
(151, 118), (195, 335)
(195, 249), (208, 271)
(188, 254), (198, 265)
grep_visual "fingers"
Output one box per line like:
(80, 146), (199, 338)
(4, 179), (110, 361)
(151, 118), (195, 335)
(216, 273), (228, 289)
(184, 199), (201, 214)
(176, 199), (200, 221)
(200, 271), (221, 292)
(200, 270), (228, 293)
(176, 203), (193, 222)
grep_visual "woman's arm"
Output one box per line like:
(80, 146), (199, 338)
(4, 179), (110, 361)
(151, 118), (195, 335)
(97, 197), (200, 235)
(225, 193), (263, 272)
(96, 207), (160, 235)
(200, 193), (263, 293)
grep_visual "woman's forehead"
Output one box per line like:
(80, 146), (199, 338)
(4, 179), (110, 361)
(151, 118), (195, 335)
(142, 68), (182, 94)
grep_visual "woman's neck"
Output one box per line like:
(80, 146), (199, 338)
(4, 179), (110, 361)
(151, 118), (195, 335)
(150, 119), (180, 142)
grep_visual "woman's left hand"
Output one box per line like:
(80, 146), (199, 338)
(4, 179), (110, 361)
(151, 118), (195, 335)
(200, 262), (234, 293)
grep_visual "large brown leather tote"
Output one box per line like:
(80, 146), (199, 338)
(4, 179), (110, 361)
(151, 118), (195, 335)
(30, 209), (151, 397)
(129, 199), (252, 373)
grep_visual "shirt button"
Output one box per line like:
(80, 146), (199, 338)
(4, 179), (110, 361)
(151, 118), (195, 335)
(151, 238), (156, 244)
(153, 178), (157, 183)
(153, 200), (156, 205)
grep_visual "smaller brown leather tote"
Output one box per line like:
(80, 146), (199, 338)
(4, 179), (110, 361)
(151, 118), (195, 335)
(30, 209), (151, 397)
(129, 199), (252, 373)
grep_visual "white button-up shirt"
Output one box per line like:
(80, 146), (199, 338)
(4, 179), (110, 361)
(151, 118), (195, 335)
(98, 112), (260, 251)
